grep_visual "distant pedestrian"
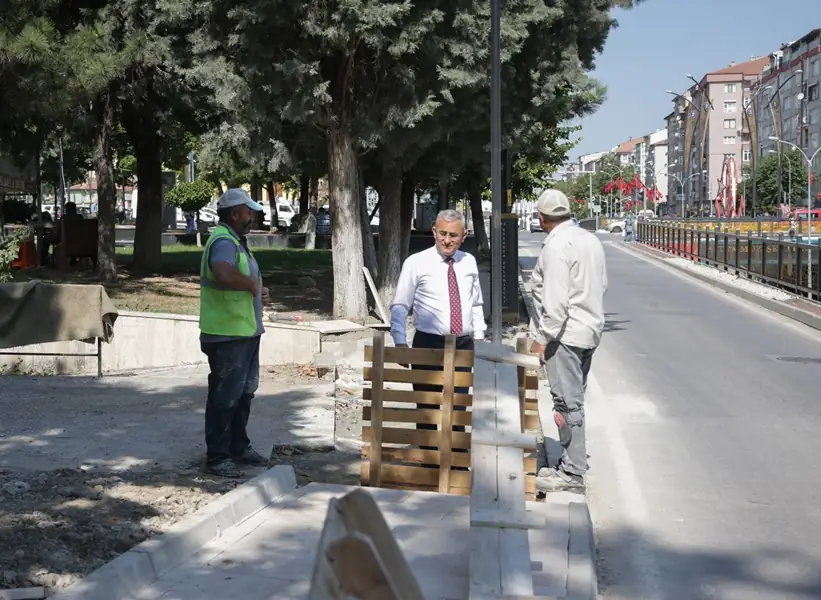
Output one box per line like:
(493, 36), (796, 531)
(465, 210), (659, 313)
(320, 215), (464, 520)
(316, 207), (331, 235)
(390, 209), (485, 450)
(624, 212), (635, 242)
(528, 190), (607, 493)
(199, 188), (270, 478)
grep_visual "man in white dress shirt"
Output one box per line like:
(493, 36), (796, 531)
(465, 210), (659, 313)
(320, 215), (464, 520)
(390, 209), (486, 445)
(529, 190), (607, 493)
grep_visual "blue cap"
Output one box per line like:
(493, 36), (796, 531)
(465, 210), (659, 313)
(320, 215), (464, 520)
(216, 188), (264, 212)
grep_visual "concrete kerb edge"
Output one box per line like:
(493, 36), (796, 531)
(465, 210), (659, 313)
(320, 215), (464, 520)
(49, 465), (298, 600)
(622, 243), (821, 333)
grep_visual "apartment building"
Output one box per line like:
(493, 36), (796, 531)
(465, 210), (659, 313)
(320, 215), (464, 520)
(667, 56), (769, 215)
(753, 28), (821, 205)
(578, 151), (607, 174)
(645, 129), (668, 205)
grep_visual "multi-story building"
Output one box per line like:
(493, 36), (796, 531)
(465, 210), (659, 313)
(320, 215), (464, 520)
(645, 129), (668, 207)
(613, 138), (641, 166)
(577, 151), (607, 174)
(667, 56), (769, 215)
(753, 28), (821, 207)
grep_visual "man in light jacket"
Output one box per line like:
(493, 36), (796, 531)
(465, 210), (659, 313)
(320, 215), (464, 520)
(529, 190), (607, 493)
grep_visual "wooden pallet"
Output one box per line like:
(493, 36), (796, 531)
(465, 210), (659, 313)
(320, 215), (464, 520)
(361, 332), (538, 496)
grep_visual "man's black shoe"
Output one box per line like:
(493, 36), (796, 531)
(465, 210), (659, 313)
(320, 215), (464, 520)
(205, 459), (245, 479)
(233, 447), (268, 466)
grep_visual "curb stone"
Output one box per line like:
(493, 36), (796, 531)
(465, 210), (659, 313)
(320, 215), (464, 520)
(619, 242), (821, 333)
(49, 465), (297, 600)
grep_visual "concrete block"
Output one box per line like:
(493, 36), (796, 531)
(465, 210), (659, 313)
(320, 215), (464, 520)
(565, 502), (598, 600)
(49, 549), (155, 600)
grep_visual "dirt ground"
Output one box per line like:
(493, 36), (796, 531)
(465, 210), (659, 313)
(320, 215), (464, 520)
(0, 365), (358, 597)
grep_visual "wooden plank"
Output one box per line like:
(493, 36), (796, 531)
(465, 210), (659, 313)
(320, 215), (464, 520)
(525, 375), (538, 389)
(363, 366), (473, 387)
(474, 340), (541, 369)
(361, 447), (536, 474)
(369, 332), (386, 488)
(365, 344), (474, 367)
(363, 406), (472, 427)
(362, 426), (472, 450)
(364, 387), (473, 407)
(362, 446), (471, 468)
(439, 335), (457, 493)
(336, 489), (426, 600)
(516, 337), (528, 431)
(496, 363), (534, 596)
(362, 266), (391, 325)
(327, 533), (399, 599)
(472, 431), (539, 450)
(361, 462), (470, 490)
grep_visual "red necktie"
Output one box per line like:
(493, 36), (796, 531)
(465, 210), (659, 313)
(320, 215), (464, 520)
(446, 257), (463, 336)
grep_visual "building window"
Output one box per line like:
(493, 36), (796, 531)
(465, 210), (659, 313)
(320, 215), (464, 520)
(809, 109), (819, 126)
(742, 149), (751, 162)
(724, 101), (737, 113)
(812, 132), (820, 149)
(812, 60), (821, 77)
(724, 83), (737, 94)
(723, 118), (737, 129)
(809, 84), (819, 102)
(723, 136), (736, 145)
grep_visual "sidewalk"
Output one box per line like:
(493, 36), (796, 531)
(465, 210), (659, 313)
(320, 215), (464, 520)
(105, 481), (582, 600)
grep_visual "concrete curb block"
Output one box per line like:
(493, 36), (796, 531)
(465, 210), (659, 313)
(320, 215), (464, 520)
(622, 243), (821, 333)
(50, 465), (297, 600)
(566, 502), (599, 600)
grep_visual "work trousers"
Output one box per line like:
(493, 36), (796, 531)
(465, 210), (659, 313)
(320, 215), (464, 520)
(201, 337), (260, 465)
(544, 340), (595, 477)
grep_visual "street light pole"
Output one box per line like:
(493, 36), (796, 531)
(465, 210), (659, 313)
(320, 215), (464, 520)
(490, 0), (502, 344)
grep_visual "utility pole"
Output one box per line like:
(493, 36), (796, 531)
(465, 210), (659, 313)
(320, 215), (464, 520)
(490, 0), (502, 344)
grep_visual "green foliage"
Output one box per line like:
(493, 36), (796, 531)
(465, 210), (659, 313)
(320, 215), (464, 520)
(0, 227), (31, 282)
(753, 149), (808, 212)
(165, 179), (216, 213)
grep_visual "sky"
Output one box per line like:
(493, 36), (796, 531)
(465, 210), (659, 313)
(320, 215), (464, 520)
(570, 0), (818, 161)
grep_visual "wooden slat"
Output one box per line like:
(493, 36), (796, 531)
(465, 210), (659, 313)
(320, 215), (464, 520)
(374, 481), (472, 497)
(362, 426), (472, 450)
(363, 406), (472, 427)
(368, 332), (386, 488)
(361, 447), (536, 473)
(363, 387), (473, 407)
(516, 338), (528, 431)
(365, 344), (474, 367)
(522, 414), (539, 431)
(363, 366), (473, 387)
(524, 375), (538, 390)
(439, 335), (457, 493)
(361, 462), (470, 489)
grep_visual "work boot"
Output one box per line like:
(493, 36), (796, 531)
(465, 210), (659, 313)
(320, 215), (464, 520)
(536, 467), (584, 494)
(232, 447), (268, 466)
(205, 459), (245, 479)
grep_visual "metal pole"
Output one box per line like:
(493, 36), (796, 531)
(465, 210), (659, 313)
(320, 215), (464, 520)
(490, 0), (502, 345)
(808, 156), (812, 290)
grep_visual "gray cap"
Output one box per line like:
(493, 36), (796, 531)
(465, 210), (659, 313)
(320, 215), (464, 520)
(216, 188), (264, 212)
(536, 189), (571, 218)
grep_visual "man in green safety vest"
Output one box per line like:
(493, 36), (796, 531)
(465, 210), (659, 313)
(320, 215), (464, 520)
(200, 188), (270, 478)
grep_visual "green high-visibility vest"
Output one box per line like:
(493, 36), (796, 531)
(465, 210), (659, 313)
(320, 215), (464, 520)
(199, 224), (258, 337)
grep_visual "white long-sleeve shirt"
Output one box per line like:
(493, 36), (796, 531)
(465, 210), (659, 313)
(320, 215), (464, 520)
(390, 246), (486, 345)
(529, 220), (607, 349)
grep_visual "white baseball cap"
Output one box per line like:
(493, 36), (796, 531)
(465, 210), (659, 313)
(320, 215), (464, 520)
(216, 188), (264, 212)
(536, 189), (571, 218)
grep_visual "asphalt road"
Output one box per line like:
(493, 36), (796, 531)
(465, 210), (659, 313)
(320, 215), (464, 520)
(519, 231), (821, 600)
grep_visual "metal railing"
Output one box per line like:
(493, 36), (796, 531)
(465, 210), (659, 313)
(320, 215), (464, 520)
(637, 221), (820, 301)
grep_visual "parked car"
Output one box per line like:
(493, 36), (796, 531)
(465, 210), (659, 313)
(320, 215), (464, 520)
(276, 203), (296, 228)
(529, 211), (542, 232)
(606, 219), (626, 234)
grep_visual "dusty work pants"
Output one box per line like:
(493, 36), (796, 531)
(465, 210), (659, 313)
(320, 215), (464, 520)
(545, 340), (595, 477)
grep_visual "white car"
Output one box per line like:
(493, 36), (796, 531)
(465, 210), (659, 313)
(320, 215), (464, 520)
(606, 219), (626, 234)
(276, 203), (295, 228)
(529, 211), (541, 232)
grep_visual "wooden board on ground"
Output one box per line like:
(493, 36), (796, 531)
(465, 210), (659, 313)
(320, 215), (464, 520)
(308, 488), (425, 600)
(306, 320), (366, 335)
(362, 266), (391, 325)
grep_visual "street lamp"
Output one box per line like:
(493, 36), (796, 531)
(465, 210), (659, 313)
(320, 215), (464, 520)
(768, 148), (793, 212)
(769, 136), (821, 289)
(666, 170), (707, 217)
(742, 84), (773, 217)
(765, 70), (803, 210)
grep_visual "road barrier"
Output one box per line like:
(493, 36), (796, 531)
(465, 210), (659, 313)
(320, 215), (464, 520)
(637, 221), (821, 301)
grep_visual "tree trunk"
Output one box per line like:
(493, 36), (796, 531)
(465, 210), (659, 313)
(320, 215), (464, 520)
(399, 175), (414, 263)
(438, 179), (449, 211)
(263, 181), (278, 232)
(299, 175), (310, 215)
(124, 106), (164, 274)
(92, 93), (117, 282)
(468, 176), (489, 253)
(328, 127), (368, 321)
(309, 177), (319, 212)
(210, 174), (224, 195)
(377, 165), (403, 309)
(359, 164), (378, 282)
